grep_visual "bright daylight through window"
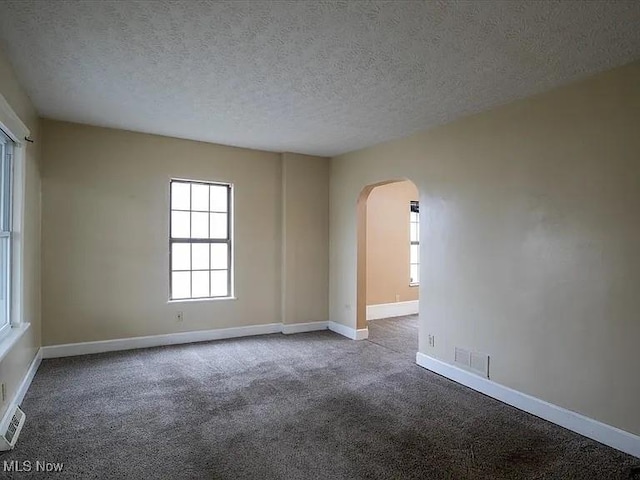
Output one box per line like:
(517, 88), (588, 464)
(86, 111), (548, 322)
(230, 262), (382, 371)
(170, 180), (232, 300)
(0, 129), (13, 338)
(410, 200), (419, 286)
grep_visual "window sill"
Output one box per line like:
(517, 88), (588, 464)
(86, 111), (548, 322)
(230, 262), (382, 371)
(0, 323), (31, 363)
(168, 297), (237, 304)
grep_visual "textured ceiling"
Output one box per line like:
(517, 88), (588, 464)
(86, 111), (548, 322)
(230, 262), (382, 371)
(0, 1), (639, 156)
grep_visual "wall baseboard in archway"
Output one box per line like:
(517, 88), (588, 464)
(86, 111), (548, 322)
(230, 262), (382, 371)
(367, 300), (419, 321)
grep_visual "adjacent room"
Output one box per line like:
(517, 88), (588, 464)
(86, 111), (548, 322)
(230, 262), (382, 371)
(0, 1), (638, 478)
(362, 180), (420, 359)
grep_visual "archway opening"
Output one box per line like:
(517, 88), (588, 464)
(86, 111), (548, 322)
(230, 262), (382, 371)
(357, 179), (419, 358)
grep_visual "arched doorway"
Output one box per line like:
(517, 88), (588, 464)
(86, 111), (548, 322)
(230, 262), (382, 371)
(356, 179), (420, 358)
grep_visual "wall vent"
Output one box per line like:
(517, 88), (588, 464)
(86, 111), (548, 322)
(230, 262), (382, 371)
(0, 406), (25, 451)
(454, 347), (490, 379)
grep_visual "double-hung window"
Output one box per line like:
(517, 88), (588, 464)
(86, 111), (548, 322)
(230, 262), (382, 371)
(170, 179), (232, 300)
(0, 130), (13, 338)
(410, 200), (419, 286)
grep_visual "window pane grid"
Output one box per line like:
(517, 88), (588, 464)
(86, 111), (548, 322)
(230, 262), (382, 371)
(170, 239), (229, 243)
(170, 179), (232, 300)
(172, 269), (229, 272)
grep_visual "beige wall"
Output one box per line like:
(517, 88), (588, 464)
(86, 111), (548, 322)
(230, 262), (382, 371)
(0, 46), (41, 419)
(366, 180), (418, 305)
(330, 61), (640, 435)
(281, 153), (329, 325)
(40, 120), (330, 345)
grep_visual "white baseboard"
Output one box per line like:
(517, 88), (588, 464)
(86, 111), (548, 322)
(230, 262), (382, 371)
(328, 321), (368, 340)
(0, 348), (42, 433)
(15, 348), (42, 406)
(367, 300), (418, 321)
(41, 321), (338, 359)
(42, 323), (283, 358)
(416, 353), (640, 459)
(281, 322), (328, 334)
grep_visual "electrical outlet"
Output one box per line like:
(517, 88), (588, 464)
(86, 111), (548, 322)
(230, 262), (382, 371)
(176, 311), (184, 323)
(395, 294), (400, 302)
(1, 383), (5, 403)
(428, 335), (435, 347)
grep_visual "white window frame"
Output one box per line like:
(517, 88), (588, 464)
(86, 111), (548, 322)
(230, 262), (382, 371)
(168, 178), (234, 301)
(0, 92), (29, 352)
(0, 130), (14, 340)
(410, 200), (419, 286)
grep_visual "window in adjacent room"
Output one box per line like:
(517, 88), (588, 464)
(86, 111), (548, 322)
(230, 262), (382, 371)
(169, 179), (232, 300)
(0, 130), (13, 338)
(410, 200), (419, 286)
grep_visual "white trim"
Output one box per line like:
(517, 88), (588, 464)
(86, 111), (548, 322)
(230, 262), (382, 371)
(0, 93), (29, 333)
(0, 323), (30, 363)
(0, 347), (41, 434)
(0, 93), (29, 144)
(10, 141), (26, 328)
(14, 348), (41, 406)
(168, 296), (237, 304)
(416, 353), (640, 459)
(42, 323), (283, 358)
(328, 321), (369, 340)
(366, 300), (418, 321)
(41, 321), (341, 358)
(281, 322), (328, 334)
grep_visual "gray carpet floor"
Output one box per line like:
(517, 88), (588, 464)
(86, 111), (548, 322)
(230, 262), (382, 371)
(367, 314), (419, 360)
(1, 316), (638, 479)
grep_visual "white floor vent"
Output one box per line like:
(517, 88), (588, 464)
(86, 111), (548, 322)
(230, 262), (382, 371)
(454, 347), (490, 379)
(0, 406), (25, 451)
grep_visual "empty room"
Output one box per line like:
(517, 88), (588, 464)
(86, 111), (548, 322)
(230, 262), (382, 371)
(0, 1), (638, 478)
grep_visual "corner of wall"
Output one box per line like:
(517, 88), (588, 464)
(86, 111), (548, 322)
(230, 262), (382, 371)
(281, 152), (330, 325)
